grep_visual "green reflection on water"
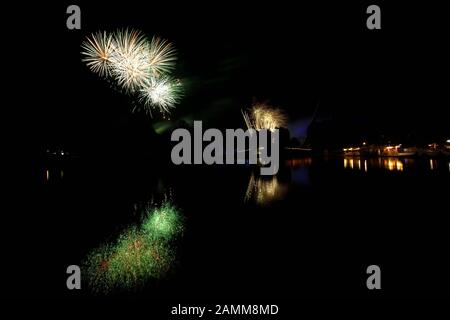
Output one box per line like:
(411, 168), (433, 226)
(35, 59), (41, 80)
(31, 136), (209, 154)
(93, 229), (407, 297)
(84, 201), (184, 293)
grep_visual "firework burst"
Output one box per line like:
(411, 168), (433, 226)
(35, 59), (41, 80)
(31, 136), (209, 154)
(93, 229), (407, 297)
(109, 29), (151, 92)
(148, 36), (177, 76)
(81, 31), (115, 77)
(244, 104), (287, 131)
(81, 29), (183, 115)
(138, 76), (182, 114)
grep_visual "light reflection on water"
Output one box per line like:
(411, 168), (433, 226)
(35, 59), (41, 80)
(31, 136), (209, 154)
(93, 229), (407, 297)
(286, 158), (312, 168)
(44, 168), (64, 182)
(429, 159), (437, 171)
(244, 173), (289, 205)
(344, 158), (363, 170)
(384, 158), (404, 171)
(244, 156), (449, 205)
(37, 156), (449, 297)
(342, 156), (450, 172)
(344, 157), (407, 172)
(84, 200), (184, 293)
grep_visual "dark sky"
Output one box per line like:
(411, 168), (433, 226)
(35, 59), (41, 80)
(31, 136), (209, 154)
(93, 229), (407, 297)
(25, 1), (450, 151)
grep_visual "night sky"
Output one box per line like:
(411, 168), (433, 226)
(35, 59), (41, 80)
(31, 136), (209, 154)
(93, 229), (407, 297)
(25, 1), (450, 153)
(6, 0), (450, 304)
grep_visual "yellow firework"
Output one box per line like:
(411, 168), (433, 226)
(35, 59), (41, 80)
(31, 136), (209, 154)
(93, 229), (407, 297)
(244, 104), (287, 131)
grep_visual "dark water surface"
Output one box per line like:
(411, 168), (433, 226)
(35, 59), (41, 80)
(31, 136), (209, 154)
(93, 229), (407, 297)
(21, 156), (450, 299)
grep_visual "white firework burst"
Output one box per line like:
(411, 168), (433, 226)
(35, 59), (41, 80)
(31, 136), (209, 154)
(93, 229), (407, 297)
(109, 29), (151, 93)
(81, 29), (183, 116)
(139, 76), (182, 114)
(81, 31), (115, 77)
(147, 36), (177, 76)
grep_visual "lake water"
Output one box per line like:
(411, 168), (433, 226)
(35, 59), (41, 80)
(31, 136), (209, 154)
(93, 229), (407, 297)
(23, 156), (450, 299)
